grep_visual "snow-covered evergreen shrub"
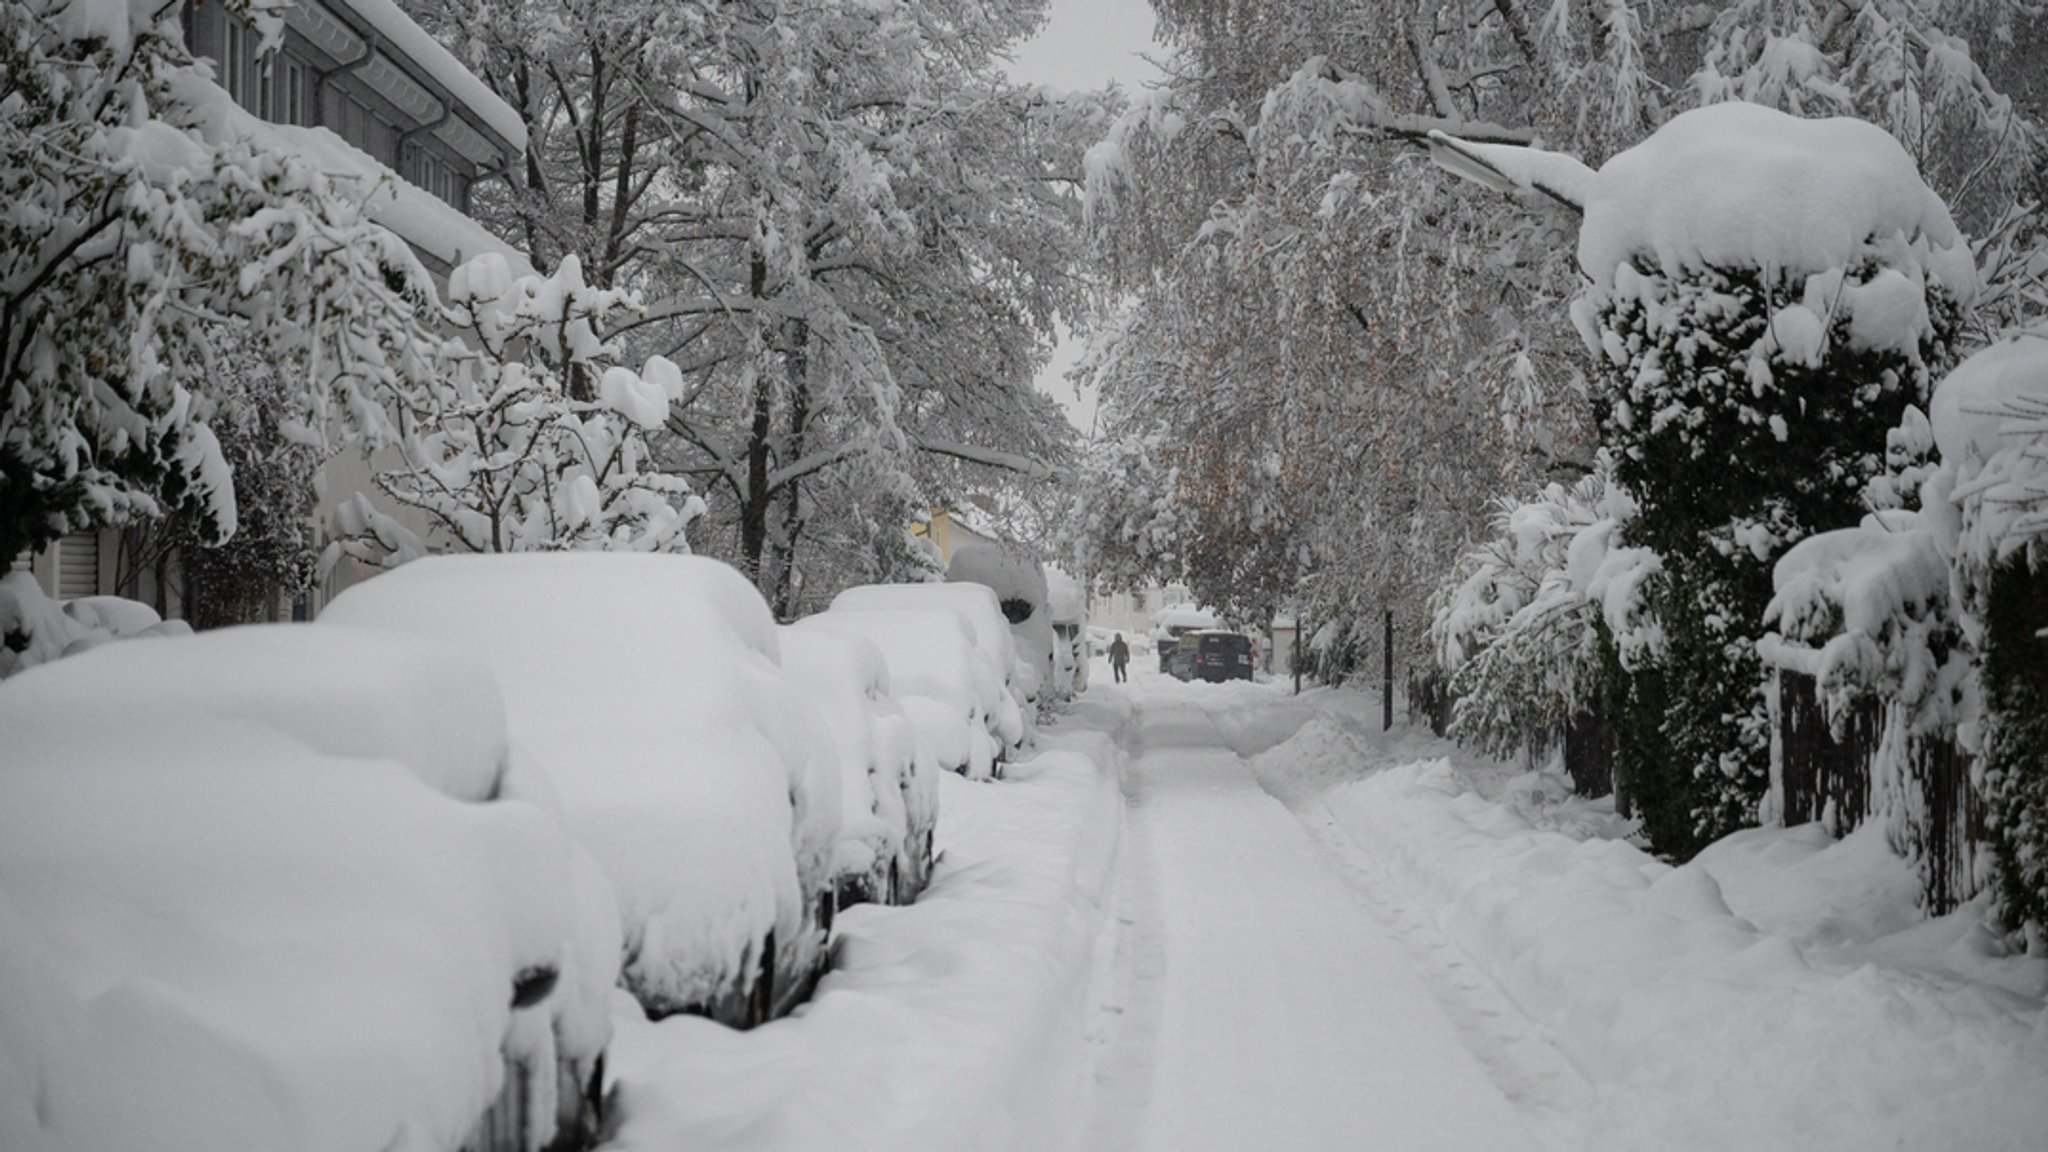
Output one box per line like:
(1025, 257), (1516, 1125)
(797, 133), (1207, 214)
(1982, 557), (2048, 938)
(1572, 104), (1971, 856)
(176, 334), (320, 628)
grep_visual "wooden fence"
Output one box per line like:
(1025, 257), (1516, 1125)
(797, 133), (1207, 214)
(1773, 671), (1986, 915)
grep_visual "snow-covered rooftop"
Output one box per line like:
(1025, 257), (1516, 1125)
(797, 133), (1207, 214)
(331, 0), (526, 152)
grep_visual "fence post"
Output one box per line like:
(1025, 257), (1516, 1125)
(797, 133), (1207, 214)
(1382, 610), (1393, 732)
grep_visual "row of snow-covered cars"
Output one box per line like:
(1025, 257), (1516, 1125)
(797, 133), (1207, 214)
(0, 554), (1035, 1152)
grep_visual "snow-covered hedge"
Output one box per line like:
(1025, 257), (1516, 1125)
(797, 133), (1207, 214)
(320, 553), (841, 1024)
(1441, 102), (1971, 858)
(0, 625), (618, 1152)
(1766, 336), (2048, 933)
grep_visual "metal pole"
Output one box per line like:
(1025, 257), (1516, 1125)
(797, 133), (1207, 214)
(1383, 609), (1394, 731)
(1293, 621), (1302, 697)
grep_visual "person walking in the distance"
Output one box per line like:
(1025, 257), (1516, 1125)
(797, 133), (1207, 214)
(1108, 633), (1130, 683)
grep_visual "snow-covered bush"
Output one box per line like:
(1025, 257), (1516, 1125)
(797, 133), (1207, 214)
(0, 573), (189, 679)
(947, 542), (1061, 709)
(0, 624), (618, 1152)
(0, 0), (453, 564)
(173, 332), (322, 628)
(319, 552), (840, 1026)
(1540, 103), (1971, 857)
(326, 254), (705, 569)
(780, 625), (938, 907)
(1431, 461), (1657, 762)
(1767, 336), (2048, 933)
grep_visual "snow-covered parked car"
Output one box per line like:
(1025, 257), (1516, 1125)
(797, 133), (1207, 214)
(780, 624), (939, 906)
(0, 626), (618, 1152)
(946, 543), (1062, 707)
(319, 552), (841, 1028)
(830, 581), (1029, 745)
(801, 600), (1018, 780)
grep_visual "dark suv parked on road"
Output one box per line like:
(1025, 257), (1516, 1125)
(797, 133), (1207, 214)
(1169, 630), (1256, 682)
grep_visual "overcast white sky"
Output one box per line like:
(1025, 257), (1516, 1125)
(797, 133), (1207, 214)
(1006, 0), (1165, 437)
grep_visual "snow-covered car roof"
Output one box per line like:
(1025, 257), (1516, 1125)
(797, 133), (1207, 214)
(830, 582), (1020, 687)
(319, 552), (839, 1016)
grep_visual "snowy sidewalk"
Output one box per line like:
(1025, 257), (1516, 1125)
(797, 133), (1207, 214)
(1081, 688), (1538, 1152)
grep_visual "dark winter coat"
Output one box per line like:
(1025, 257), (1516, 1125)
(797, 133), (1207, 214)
(1108, 637), (1130, 666)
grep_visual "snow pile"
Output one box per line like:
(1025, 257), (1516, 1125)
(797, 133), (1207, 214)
(946, 543), (1058, 705)
(320, 553), (839, 1022)
(0, 625), (617, 1152)
(601, 732), (1124, 1152)
(0, 573), (190, 679)
(779, 625), (937, 904)
(1323, 752), (2048, 1151)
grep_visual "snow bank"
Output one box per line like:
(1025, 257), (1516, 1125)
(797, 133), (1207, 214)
(1323, 751), (2048, 1151)
(946, 543), (1057, 705)
(601, 732), (1124, 1152)
(0, 627), (615, 1152)
(320, 553), (839, 1021)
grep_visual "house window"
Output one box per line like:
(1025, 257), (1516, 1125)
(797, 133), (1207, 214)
(222, 16), (252, 110)
(279, 57), (308, 126)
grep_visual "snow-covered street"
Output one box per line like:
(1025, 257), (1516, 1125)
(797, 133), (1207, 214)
(1080, 678), (1536, 1152)
(578, 657), (2048, 1152)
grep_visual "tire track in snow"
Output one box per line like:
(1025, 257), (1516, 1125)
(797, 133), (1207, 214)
(1294, 801), (1598, 1152)
(1078, 769), (1169, 1152)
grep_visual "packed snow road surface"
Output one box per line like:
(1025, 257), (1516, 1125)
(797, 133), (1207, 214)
(1084, 685), (1537, 1152)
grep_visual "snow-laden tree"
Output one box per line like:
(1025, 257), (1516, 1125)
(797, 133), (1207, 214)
(0, 0), (452, 564)
(1082, 0), (2044, 680)
(326, 253), (703, 567)
(414, 0), (1095, 616)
